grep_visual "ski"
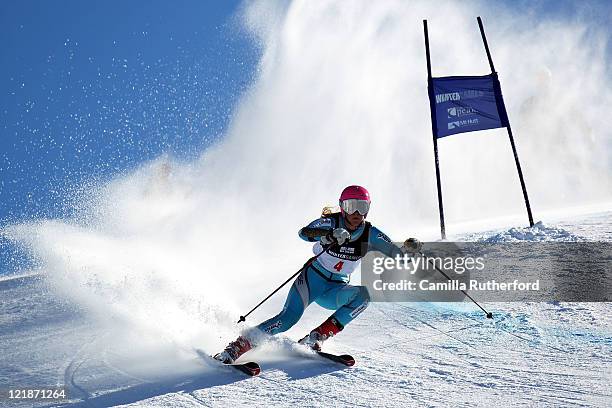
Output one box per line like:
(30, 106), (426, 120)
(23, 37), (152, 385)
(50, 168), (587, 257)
(316, 351), (355, 366)
(224, 361), (261, 376)
(194, 349), (261, 376)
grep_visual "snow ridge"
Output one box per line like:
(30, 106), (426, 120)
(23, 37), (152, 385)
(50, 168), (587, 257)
(464, 221), (586, 243)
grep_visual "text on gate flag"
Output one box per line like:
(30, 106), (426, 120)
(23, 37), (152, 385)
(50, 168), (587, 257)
(429, 73), (509, 138)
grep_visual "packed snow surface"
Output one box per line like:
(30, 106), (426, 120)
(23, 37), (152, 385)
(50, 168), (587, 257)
(1, 211), (610, 407)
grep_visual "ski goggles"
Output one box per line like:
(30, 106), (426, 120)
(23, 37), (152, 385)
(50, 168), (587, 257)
(340, 199), (370, 216)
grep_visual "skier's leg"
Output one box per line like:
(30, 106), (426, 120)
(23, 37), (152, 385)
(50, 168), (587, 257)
(253, 265), (332, 336)
(299, 284), (370, 350)
(215, 266), (323, 363)
(254, 278), (308, 336)
(324, 284), (370, 327)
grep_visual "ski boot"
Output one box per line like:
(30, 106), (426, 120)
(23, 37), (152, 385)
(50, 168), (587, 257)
(298, 316), (343, 351)
(214, 335), (252, 364)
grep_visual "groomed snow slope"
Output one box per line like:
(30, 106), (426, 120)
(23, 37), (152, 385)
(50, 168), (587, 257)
(1, 211), (610, 408)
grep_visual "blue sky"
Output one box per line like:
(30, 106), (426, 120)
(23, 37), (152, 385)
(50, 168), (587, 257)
(1, 0), (257, 226)
(2, 1), (610, 225)
(1, 1), (610, 275)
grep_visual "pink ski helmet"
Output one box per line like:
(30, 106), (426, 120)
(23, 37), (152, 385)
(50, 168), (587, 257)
(339, 185), (371, 216)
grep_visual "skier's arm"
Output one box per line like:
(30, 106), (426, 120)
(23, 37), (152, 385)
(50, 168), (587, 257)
(368, 226), (405, 258)
(298, 217), (335, 242)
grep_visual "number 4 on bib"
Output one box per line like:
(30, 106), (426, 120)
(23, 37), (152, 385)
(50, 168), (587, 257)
(333, 261), (344, 272)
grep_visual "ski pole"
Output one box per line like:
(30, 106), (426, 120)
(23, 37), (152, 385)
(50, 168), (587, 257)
(420, 251), (493, 319)
(237, 244), (336, 324)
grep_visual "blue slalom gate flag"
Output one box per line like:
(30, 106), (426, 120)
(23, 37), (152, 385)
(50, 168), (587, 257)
(429, 73), (509, 138)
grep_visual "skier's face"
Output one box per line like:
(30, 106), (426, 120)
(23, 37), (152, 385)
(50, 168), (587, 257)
(345, 211), (365, 230)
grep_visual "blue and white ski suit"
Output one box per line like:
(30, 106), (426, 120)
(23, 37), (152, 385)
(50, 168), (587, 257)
(255, 213), (402, 336)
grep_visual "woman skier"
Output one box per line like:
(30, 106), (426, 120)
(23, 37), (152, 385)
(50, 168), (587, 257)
(214, 185), (421, 363)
